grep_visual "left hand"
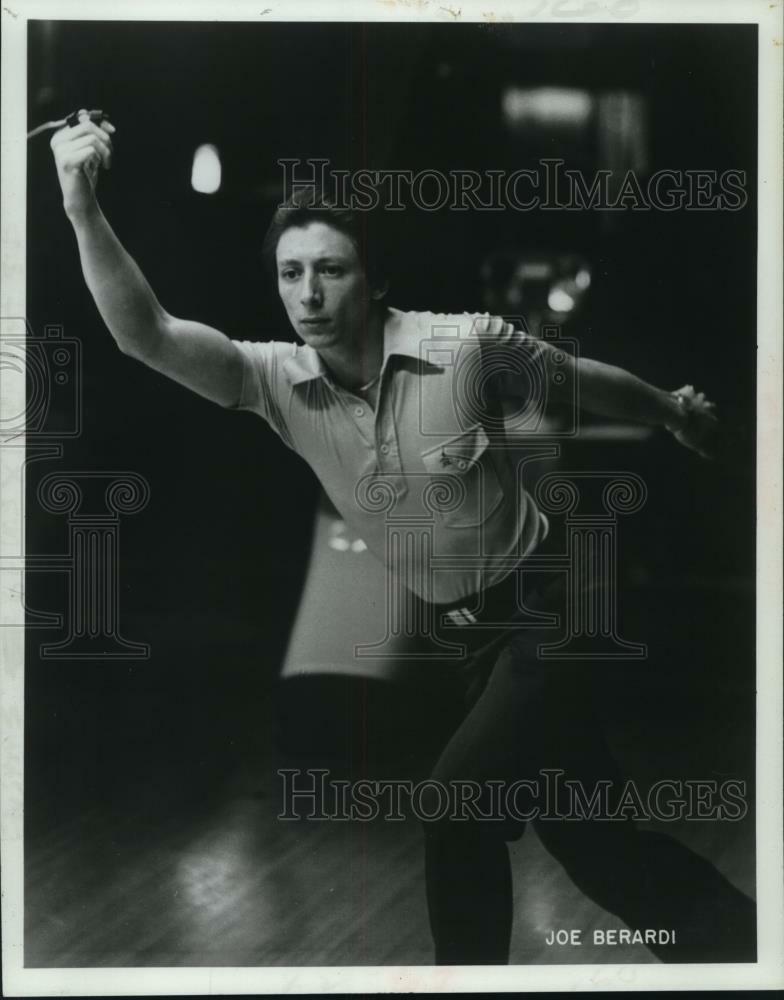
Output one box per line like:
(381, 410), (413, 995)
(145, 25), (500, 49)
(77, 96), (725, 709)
(668, 385), (719, 459)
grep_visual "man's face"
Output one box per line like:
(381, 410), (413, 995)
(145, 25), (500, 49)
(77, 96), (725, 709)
(276, 221), (372, 353)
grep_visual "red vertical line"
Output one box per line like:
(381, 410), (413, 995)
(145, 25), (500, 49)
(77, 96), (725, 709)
(362, 22), (370, 386)
(74, 528), (84, 636)
(361, 677), (368, 780)
(88, 529), (99, 637)
(105, 530), (115, 634)
(361, 23), (368, 170)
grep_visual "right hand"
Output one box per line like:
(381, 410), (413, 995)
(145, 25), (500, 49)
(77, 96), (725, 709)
(50, 110), (116, 218)
(669, 384), (720, 459)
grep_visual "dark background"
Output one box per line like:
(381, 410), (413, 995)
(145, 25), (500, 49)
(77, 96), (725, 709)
(23, 20), (757, 964)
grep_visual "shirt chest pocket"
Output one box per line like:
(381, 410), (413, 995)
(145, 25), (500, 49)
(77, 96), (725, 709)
(420, 423), (505, 528)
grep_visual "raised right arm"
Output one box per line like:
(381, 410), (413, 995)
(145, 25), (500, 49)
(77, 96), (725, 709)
(51, 113), (244, 408)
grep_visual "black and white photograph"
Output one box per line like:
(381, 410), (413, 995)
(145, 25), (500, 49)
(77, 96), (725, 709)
(1, 0), (782, 994)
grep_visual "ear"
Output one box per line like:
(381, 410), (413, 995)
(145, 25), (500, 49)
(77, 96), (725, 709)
(370, 279), (390, 301)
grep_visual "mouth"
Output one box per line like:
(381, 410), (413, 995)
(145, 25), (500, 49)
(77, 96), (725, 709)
(300, 317), (330, 326)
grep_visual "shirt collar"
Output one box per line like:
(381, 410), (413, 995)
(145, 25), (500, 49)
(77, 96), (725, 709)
(281, 344), (330, 385)
(281, 307), (422, 386)
(382, 307), (426, 362)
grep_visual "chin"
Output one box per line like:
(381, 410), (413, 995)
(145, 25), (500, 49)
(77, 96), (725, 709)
(300, 326), (339, 347)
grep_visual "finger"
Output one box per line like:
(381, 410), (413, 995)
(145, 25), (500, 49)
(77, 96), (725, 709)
(66, 139), (110, 173)
(65, 119), (114, 144)
(69, 131), (111, 154)
(70, 132), (111, 165)
(100, 120), (117, 135)
(66, 136), (111, 170)
(53, 121), (113, 159)
(69, 146), (102, 171)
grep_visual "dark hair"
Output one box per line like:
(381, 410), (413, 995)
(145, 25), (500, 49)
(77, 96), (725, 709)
(262, 187), (392, 292)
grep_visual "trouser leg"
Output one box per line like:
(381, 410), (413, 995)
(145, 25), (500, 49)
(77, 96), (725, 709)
(422, 640), (550, 965)
(424, 819), (515, 965)
(423, 630), (756, 964)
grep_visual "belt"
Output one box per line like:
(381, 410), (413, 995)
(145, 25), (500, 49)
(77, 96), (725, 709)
(437, 568), (521, 628)
(433, 529), (562, 631)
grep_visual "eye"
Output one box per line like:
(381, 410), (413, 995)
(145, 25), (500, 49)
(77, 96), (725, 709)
(321, 263), (344, 277)
(280, 268), (300, 281)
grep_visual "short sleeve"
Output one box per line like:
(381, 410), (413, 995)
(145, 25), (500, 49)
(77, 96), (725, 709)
(227, 340), (294, 447)
(469, 314), (547, 400)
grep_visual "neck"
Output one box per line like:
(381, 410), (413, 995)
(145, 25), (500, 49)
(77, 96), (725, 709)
(319, 305), (387, 392)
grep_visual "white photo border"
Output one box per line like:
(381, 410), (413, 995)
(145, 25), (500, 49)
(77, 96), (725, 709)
(1, 0), (782, 994)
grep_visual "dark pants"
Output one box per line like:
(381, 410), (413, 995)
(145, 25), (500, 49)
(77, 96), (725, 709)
(423, 573), (756, 964)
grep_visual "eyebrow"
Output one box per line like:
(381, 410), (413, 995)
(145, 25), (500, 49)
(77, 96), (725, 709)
(278, 255), (349, 267)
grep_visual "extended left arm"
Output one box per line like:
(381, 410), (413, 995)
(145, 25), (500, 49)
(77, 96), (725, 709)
(476, 315), (717, 457)
(567, 354), (685, 429)
(540, 342), (718, 457)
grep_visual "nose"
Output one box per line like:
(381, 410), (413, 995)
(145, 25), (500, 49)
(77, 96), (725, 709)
(300, 270), (323, 308)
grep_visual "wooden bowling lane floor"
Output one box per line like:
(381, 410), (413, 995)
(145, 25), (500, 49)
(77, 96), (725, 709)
(23, 773), (630, 966)
(24, 743), (753, 968)
(24, 584), (755, 968)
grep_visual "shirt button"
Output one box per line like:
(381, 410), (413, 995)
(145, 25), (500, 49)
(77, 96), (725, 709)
(354, 406), (365, 417)
(379, 443), (390, 455)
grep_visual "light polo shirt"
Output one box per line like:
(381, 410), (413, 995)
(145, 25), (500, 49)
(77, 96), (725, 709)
(229, 306), (548, 604)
